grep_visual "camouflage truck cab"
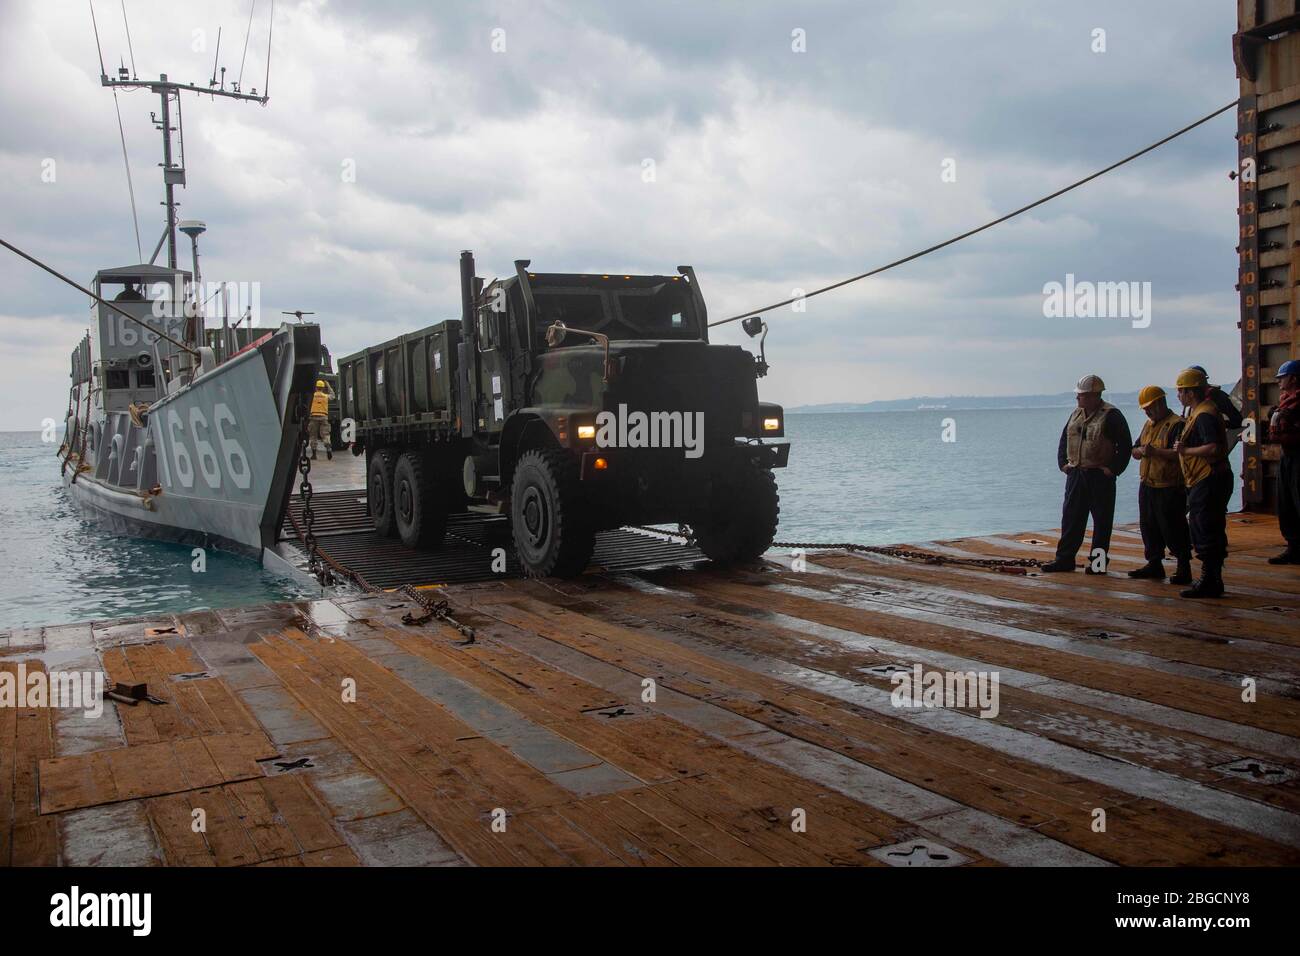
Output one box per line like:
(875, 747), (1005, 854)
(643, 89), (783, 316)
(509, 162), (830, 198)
(339, 251), (788, 578)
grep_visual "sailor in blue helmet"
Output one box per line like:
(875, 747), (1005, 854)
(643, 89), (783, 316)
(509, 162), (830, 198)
(1269, 359), (1300, 564)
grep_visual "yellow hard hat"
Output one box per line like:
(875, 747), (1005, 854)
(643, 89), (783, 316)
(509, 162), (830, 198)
(316, 379), (326, 388)
(1138, 385), (1166, 408)
(1074, 374), (1105, 394)
(1175, 367), (1207, 389)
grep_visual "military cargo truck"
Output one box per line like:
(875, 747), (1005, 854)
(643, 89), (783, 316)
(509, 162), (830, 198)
(338, 251), (789, 577)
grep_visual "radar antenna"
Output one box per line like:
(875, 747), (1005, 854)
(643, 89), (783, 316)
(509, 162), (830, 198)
(91, 1), (274, 270)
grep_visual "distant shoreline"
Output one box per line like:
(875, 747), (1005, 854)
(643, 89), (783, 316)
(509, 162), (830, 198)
(788, 392), (1143, 414)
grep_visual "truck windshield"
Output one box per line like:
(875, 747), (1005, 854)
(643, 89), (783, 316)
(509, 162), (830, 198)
(532, 281), (700, 343)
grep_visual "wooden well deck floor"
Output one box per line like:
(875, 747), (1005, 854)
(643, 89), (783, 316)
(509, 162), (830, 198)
(4, 512), (1300, 866)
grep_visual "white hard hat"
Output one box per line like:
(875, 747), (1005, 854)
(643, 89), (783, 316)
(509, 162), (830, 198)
(1075, 374), (1105, 394)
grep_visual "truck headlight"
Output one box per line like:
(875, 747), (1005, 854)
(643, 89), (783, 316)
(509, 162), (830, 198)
(762, 417), (781, 432)
(577, 424), (596, 440)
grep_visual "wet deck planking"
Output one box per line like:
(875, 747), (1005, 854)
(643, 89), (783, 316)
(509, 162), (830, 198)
(3, 516), (1300, 866)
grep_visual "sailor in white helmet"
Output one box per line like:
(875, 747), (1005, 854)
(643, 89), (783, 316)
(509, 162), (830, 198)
(1041, 374), (1133, 574)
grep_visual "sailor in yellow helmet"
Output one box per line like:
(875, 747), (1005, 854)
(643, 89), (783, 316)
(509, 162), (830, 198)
(1127, 385), (1192, 584)
(1172, 367), (1232, 597)
(1041, 374), (1133, 574)
(309, 378), (335, 460)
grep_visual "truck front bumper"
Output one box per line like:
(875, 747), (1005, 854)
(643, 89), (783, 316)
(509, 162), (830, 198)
(579, 439), (788, 482)
(737, 438), (790, 469)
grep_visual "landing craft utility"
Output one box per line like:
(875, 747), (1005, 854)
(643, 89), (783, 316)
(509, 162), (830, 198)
(339, 252), (790, 577)
(55, 66), (321, 559)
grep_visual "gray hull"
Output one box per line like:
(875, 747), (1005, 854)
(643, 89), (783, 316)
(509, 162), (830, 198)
(61, 323), (320, 559)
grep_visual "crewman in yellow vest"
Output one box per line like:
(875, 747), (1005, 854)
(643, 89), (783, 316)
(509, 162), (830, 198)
(1173, 367), (1233, 598)
(1127, 385), (1192, 584)
(309, 379), (334, 461)
(1041, 374), (1134, 574)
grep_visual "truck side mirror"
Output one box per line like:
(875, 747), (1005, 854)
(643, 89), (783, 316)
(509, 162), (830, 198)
(741, 315), (769, 378)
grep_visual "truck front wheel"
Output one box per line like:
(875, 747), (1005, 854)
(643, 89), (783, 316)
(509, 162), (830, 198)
(394, 451), (447, 549)
(368, 449), (397, 537)
(510, 448), (595, 578)
(692, 466), (780, 565)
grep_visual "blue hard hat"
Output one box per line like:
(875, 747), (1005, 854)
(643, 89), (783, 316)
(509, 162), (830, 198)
(1279, 359), (1300, 379)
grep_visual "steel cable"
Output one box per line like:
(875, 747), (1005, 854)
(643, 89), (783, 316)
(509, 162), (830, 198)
(710, 99), (1240, 327)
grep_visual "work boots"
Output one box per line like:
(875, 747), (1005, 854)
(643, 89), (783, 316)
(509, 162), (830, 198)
(1038, 559), (1076, 573)
(1267, 548), (1300, 565)
(1168, 558), (1193, 586)
(311, 449), (318, 460)
(1127, 561), (1164, 580)
(326, 446), (333, 461)
(1180, 563), (1224, 599)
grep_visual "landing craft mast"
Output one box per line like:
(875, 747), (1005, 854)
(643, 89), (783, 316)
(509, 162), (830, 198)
(97, 71), (268, 271)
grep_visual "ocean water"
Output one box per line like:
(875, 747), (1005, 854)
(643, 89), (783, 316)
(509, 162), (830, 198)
(0, 431), (310, 631)
(773, 406), (1243, 545)
(0, 407), (1243, 630)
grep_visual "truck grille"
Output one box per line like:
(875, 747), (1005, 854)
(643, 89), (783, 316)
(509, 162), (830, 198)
(609, 343), (757, 447)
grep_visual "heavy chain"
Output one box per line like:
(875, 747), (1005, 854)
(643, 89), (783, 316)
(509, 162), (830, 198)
(630, 525), (1039, 572)
(397, 585), (476, 641)
(284, 403), (474, 636)
(295, 395), (332, 586)
(772, 540), (1041, 571)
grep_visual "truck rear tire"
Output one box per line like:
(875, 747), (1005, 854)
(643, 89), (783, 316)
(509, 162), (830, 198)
(394, 451), (447, 549)
(369, 448), (398, 538)
(510, 447), (595, 578)
(693, 466), (780, 565)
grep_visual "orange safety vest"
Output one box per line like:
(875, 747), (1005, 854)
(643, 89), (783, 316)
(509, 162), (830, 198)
(1179, 399), (1225, 489)
(310, 389), (329, 418)
(1137, 411), (1184, 488)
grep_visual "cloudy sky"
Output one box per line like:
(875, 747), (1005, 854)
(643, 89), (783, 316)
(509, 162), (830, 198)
(0, 0), (1239, 430)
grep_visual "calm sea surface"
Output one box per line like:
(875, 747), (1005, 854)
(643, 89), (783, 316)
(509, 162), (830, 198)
(0, 407), (1243, 630)
(779, 406), (1239, 544)
(0, 431), (310, 631)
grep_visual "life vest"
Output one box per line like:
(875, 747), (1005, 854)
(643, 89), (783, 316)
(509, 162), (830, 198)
(1065, 401), (1117, 469)
(1137, 411), (1184, 488)
(310, 389), (329, 418)
(1179, 399), (1225, 488)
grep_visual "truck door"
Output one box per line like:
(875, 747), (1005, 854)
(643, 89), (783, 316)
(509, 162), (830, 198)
(475, 298), (510, 436)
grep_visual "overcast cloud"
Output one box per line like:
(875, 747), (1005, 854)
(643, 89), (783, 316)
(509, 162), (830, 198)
(0, 0), (1239, 430)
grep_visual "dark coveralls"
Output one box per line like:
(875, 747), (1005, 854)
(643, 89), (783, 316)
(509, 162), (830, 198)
(1183, 409), (1233, 569)
(1055, 407), (1133, 566)
(1210, 386), (1245, 430)
(1270, 392), (1300, 548)
(1134, 418), (1192, 565)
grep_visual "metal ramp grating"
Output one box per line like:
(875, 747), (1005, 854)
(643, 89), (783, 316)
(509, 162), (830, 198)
(283, 489), (708, 587)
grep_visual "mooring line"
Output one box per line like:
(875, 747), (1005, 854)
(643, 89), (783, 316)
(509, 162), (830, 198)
(710, 99), (1240, 327)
